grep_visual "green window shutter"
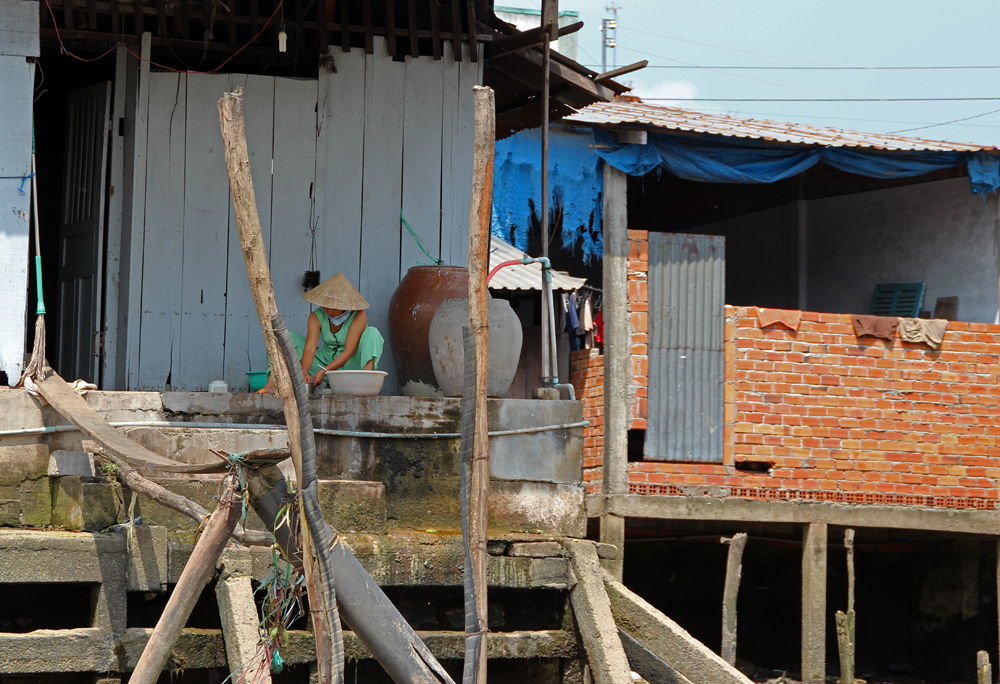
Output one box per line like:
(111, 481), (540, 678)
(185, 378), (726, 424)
(870, 283), (925, 317)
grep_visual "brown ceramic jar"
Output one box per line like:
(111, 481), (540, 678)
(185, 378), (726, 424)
(387, 266), (469, 396)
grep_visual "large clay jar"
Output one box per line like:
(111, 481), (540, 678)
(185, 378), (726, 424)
(388, 266), (469, 397)
(428, 296), (523, 397)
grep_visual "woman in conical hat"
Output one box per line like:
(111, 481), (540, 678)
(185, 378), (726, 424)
(261, 273), (384, 392)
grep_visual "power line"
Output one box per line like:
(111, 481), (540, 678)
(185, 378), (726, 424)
(584, 64), (1000, 71)
(620, 45), (872, 100)
(617, 25), (850, 66)
(888, 107), (1000, 134)
(643, 97), (1000, 102)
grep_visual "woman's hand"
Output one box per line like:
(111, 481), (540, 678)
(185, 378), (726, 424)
(311, 367), (328, 386)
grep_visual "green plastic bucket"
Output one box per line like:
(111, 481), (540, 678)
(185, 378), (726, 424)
(246, 370), (269, 392)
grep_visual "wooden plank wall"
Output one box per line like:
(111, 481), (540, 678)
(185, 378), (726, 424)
(131, 47), (480, 392)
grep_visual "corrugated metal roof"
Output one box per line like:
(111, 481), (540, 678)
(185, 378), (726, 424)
(489, 236), (587, 291)
(565, 100), (998, 153)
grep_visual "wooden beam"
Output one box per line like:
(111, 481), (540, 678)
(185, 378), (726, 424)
(485, 20), (582, 61)
(407, 0), (418, 57)
(338, 0), (349, 50)
(595, 60), (648, 82)
(384, 0), (396, 56)
(362, 0), (373, 53)
(449, 0), (461, 62)
(428, 0), (440, 59)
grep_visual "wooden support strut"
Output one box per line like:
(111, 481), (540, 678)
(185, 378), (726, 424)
(467, 83), (495, 684)
(721, 533), (747, 666)
(129, 476), (242, 684)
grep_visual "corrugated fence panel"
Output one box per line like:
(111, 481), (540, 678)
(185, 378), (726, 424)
(646, 232), (725, 462)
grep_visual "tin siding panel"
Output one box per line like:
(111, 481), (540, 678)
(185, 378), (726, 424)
(646, 232), (725, 462)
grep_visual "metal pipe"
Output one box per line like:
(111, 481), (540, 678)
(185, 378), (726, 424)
(0, 420), (589, 439)
(540, 34), (552, 384)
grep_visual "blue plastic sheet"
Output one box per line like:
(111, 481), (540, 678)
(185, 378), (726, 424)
(492, 125), (603, 264)
(591, 127), (1000, 195)
(491, 124), (1000, 266)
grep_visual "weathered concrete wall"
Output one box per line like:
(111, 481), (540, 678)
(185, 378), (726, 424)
(0, 390), (585, 535)
(808, 178), (999, 323)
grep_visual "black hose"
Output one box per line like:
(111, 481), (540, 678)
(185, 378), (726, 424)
(272, 313), (345, 683)
(460, 325), (482, 684)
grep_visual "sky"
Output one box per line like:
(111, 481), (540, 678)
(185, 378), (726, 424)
(518, 0), (1000, 147)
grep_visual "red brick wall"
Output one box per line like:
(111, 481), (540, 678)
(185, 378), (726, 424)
(572, 232), (1000, 509)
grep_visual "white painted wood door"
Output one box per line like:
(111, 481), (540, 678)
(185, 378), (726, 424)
(57, 81), (112, 384)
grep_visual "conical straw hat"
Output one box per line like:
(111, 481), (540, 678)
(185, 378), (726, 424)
(303, 273), (369, 310)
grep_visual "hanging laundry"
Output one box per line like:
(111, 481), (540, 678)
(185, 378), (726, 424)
(594, 311), (604, 346)
(757, 307), (802, 331)
(898, 318), (948, 350)
(579, 294), (595, 349)
(850, 314), (898, 341)
(566, 292), (581, 351)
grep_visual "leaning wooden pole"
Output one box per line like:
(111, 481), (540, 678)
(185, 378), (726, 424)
(218, 90), (334, 682)
(130, 476), (241, 684)
(721, 532), (747, 665)
(467, 84), (495, 683)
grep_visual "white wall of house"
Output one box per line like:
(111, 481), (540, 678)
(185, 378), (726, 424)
(121, 37), (481, 392)
(0, 0), (39, 385)
(807, 177), (1000, 323)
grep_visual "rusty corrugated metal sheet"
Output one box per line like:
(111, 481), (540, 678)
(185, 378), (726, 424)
(565, 100), (997, 153)
(489, 236), (587, 291)
(646, 233), (725, 463)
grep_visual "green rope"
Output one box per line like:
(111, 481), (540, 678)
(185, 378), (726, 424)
(401, 211), (443, 266)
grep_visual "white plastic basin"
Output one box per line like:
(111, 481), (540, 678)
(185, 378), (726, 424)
(319, 370), (387, 396)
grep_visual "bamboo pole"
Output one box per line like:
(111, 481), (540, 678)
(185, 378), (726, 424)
(129, 475), (241, 683)
(218, 90), (303, 487)
(467, 84), (495, 683)
(720, 533), (747, 666)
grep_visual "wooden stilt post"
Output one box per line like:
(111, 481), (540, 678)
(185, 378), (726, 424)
(130, 476), (241, 684)
(979, 650), (992, 684)
(468, 84), (495, 683)
(836, 529), (856, 684)
(721, 532), (747, 666)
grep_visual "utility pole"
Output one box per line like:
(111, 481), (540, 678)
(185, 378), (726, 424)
(601, 5), (621, 72)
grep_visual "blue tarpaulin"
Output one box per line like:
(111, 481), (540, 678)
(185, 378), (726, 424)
(491, 124), (1000, 263)
(492, 125), (603, 264)
(591, 126), (1000, 195)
